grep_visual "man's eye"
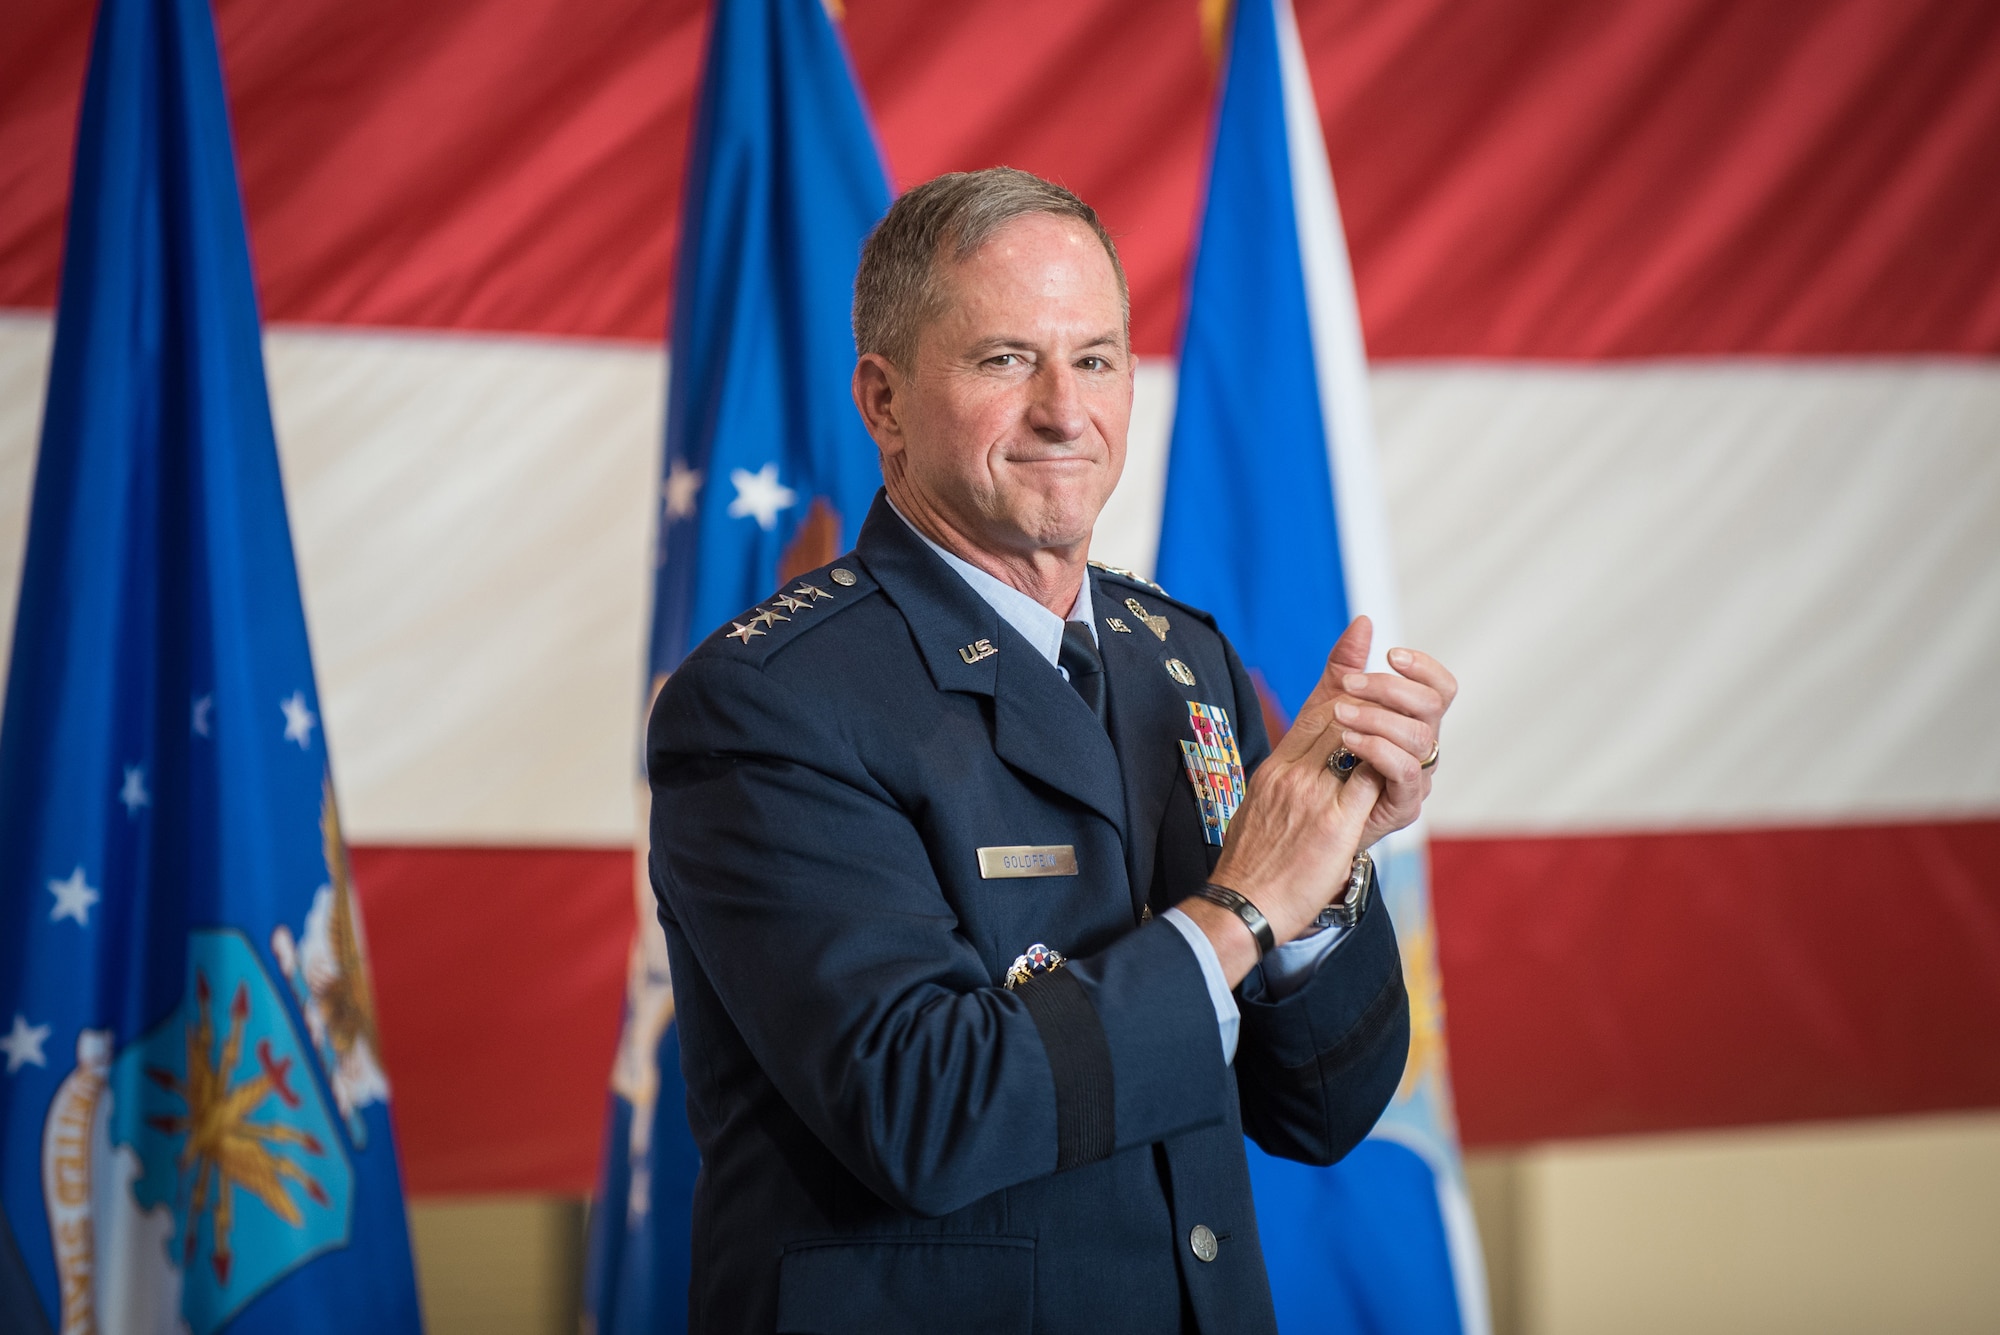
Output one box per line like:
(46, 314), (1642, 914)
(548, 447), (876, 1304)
(1078, 356), (1110, 371)
(986, 353), (1021, 367)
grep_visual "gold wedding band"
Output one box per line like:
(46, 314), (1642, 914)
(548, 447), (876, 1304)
(1420, 739), (1441, 770)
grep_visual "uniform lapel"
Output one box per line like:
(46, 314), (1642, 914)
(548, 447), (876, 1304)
(1094, 569), (1193, 920)
(856, 495), (1128, 836)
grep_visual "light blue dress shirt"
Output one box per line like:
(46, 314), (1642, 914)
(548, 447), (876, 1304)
(890, 503), (1349, 1063)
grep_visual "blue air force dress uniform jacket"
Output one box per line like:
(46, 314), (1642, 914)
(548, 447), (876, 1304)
(647, 493), (1410, 1335)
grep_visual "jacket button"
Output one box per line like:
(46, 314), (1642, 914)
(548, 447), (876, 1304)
(1189, 1224), (1219, 1262)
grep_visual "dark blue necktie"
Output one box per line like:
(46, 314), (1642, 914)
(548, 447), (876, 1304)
(1059, 620), (1106, 723)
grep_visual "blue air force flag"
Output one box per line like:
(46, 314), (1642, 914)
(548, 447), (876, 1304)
(585, 0), (891, 1330)
(0, 0), (423, 1331)
(1159, 0), (1489, 1331)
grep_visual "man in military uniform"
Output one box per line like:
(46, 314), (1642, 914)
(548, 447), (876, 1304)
(648, 168), (1457, 1334)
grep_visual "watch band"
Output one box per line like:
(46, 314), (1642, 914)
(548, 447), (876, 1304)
(1194, 883), (1275, 956)
(1324, 849), (1373, 930)
(1297, 849), (1375, 937)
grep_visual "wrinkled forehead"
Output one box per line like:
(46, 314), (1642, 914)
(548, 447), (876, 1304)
(925, 214), (1129, 348)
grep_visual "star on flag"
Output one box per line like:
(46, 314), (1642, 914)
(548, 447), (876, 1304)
(727, 463), (798, 531)
(281, 691), (317, 749)
(120, 764), (150, 816)
(1, 1015), (50, 1075)
(48, 867), (98, 926)
(663, 458), (703, 521)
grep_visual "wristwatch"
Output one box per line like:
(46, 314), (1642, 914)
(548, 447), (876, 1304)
(1328, 849), (1374, 929)
(1197, 849), (1373, 953)
(1293, 849), (1374, 939)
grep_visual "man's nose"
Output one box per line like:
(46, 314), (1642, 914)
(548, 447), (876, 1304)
(1026, 363), (1088, 442)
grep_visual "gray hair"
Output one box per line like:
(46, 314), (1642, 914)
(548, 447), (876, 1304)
(853, 167), (1131, 370)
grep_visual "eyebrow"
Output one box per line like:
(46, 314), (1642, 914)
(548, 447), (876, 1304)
(963, 331), (1127, 357)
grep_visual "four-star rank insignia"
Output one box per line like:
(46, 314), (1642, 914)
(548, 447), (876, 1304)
(1179, 702), (1246, 847)
(726, 572), (851, 648)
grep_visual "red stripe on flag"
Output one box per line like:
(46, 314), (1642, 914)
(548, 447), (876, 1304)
(1305, 0), (2000, 357)
(349, 821), (2000, 1195)
(352, 845), (632, 1196)
(4, 0), (1997, 354)
(1434, 818), (2000, 1146)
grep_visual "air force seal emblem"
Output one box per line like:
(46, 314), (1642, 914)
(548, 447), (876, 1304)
(41, 930), (355, 1335)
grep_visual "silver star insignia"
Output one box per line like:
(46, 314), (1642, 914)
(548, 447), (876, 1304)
(726, 621), (766, 644)
(772, 594), (810, 613)
(750, 607), (789, 628)
(792, 583), (832, 602)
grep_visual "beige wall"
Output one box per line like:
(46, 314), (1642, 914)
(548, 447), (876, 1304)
(1468, 1110), (2000, 1335)
(406, 1112), (2000, 1335)
(409, 1197), (585, 1335)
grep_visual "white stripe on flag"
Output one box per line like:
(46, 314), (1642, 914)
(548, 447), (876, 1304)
(3, 316), (1995, 843)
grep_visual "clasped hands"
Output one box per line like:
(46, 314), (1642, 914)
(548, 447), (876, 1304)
(1184, 616), (1457, 987)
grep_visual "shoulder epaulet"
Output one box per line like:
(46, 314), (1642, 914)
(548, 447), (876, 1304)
(1088, 560), (1168, 598)
(698, 556), (876, 665)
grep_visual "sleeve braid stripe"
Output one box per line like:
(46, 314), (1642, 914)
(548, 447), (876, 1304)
(1018, 969), (1116, 1171)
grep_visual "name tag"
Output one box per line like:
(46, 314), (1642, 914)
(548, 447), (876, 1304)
(977, 845), (1078, 879)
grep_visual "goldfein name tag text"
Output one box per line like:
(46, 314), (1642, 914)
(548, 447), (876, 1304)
(976, 845), (1079, 879)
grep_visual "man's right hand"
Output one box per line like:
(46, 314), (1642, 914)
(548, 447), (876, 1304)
(1182, 618), (1385, 987)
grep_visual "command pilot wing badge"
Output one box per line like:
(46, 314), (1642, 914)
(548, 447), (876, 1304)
(1125, 598), (1169, 641)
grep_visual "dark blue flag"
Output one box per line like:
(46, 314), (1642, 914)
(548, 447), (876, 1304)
(645, 0), (895, 673)
(1161, 0), (1487, 1331)
(585, 0), (891, 1331)
(0, 0), (424, 1331)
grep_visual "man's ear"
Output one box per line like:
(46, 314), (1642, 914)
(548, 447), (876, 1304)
(852, 353), (904, 454)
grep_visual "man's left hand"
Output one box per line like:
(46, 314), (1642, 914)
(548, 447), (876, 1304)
(1322, 617), (1458, 849)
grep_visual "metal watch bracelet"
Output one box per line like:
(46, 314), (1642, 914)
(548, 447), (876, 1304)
(1296, 849), (1374, 938)
(1329, 849), (1374, 929)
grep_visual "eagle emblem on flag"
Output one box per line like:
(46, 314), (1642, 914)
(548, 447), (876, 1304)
(271, 778), (390, 1146)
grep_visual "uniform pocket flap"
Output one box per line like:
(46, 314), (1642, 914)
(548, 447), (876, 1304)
(775, 1237), (1035, 1335)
